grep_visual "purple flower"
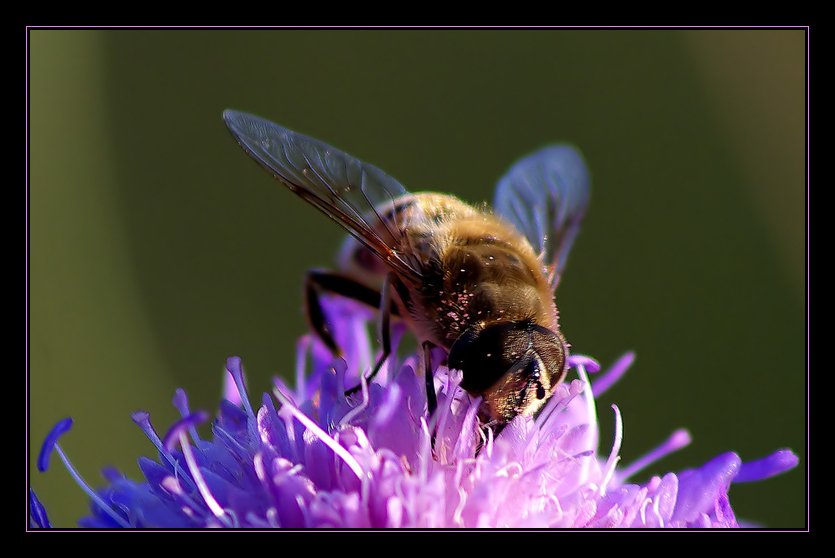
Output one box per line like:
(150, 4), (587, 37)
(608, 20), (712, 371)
(32, 297), (797, 528)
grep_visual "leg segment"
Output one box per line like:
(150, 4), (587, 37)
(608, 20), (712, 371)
(304, 270), (401, 395)
(346, 272), (398, 395)
(423, 341), (438, 417)
(305, 270), (388, 356)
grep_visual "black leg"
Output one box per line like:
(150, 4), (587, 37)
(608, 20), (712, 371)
(346, 272), (398, 395)
(306, 272), (344, 357)
(423, 342), (438, 417)
(305, 270), (392, 354)
(305, 270), (401, 395)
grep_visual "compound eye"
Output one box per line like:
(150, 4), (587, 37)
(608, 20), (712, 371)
(449, 322), (521, 394)
(449, 321), (567, 397)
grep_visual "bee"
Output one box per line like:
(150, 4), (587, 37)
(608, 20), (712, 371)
(223, 110), (589, 426)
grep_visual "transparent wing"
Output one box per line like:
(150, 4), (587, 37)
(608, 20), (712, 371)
(493, 144), (590, 291)
(224, 110), (423, 284)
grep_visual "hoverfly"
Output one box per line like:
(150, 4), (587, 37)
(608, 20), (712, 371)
(223, 110), (589, 426)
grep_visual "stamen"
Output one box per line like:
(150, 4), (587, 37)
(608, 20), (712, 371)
(452, 486), (468, 527)
(344, 427), (373, 503)
(418, 417), (432, 484)
(567, 354), (600, 374)
(574, 363), (598, 452)
(599, 405), (623, 497)
(274, 386), (365, 482)
(131, 411), (163, 452)
(591, 352), (635, 398)
(482, 419), (495, 459)
(163, 412), (231, 526)
(733, 450), (800, 483)
(159, 475), (215, 526)
(534, 379), (584, 445)
(37, 419), (131, 528)
(37, 417), (73, 472)
(340, 372), (370, 426)
(619, 429), (691, 481)
(162, 411), (210, 451)
(131, 411), (197, 492)
(452, 394), (481, 464)
(172, 389), (202, 443)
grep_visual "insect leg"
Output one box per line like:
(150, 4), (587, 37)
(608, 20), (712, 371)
(305, 270), (400, 395)
(345, 271), (399, 395)
(423, 341), (438, 417)
(305, 270), (385, 357)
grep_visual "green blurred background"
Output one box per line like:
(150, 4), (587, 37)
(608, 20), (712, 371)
(29, 29), (806, 528)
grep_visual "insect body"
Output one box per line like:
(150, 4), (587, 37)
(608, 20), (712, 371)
(224, 110), (590, 426)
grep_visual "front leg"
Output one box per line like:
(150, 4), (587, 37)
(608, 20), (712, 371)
(423, 341), (438, 417)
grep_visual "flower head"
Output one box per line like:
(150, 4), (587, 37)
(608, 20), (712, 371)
(32, 297), (797, 528)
